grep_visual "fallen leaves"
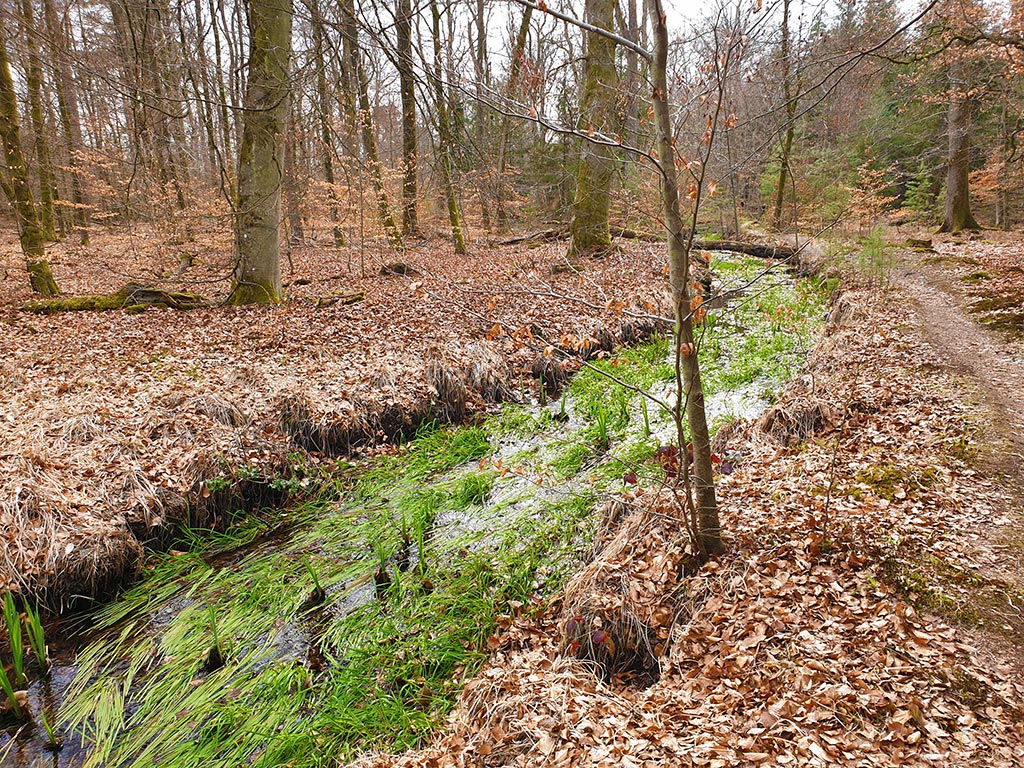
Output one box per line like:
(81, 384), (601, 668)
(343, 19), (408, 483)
(0, 231), (674, 600)
(350, 274), (1024, 768)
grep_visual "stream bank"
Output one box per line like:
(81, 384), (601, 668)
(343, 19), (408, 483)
(2, 253), (832, 767)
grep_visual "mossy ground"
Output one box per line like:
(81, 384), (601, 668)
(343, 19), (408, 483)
(55, 253), (831, 768)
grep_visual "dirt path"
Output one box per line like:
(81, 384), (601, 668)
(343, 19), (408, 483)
(899, 247), (1024, 656)
(901, 257), (1024, 469)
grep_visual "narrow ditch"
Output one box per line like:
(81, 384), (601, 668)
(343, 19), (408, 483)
(0, 253), (830, 768)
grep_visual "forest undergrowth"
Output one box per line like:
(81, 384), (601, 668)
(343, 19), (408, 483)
(2, 230), (1023, 767)
(42, 251), (828, 767)
(350, 240), (1024, 768)
(0, 233), (682, 603)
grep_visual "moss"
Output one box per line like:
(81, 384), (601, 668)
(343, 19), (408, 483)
(26, 259), (60, 296)
(22, 285), (208, 314)
(960, 271), (989, 283)
(226, 280), (282, 306)
(854, 462), (938, 500)
(23, 292), (127, 314)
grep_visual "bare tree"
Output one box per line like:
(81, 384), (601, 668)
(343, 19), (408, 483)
(229, 0), (293, 305)
(0, 12), (60, 295)
(568, 0), (618, 257)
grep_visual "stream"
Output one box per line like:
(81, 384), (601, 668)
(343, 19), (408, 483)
(0, 254), (830, 768)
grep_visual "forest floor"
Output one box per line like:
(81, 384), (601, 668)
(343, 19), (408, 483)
(350, 232), (1024, 768)
(2, 224), (1024, 766)
(0, 226), (676, 602)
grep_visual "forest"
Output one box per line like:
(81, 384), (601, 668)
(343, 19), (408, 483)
(1, 0), (1024, 765)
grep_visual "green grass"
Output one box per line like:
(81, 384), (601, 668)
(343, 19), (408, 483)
(3, 592), (25, 686)
(699, 257), (831, 397)
(58, 254), (831, 767)
(60, 417), (597, 768)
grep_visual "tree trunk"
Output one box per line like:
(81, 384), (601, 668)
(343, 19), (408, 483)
(42, 0), (89, 244)
(568, 0), (618, 258)
(209, 0), (235, 194)
(307, 0), (343, 245)
(495, 6), (532, 231)
(623, 0), (640, 152)
(229, 0), (292, 305)
(283, 108), (305, 245)
(429, 0), (467, 254)
(771, 0), (795, 232)
(472, 0), (490, 230)
(340, 0), (403, 248)
(646, 0), (721, 556)
(19, 0), (58, 239)
(396, 0), (418, 236)
(940, 68), (979, 233)
(0, 18), (59, 295)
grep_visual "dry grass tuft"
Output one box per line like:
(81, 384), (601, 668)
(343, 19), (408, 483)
(531, 356), (569, 393)
(757, 392), (834, 446)
(463, 342), (515, 402)
(827, 289), (863, 329)
(426, 355), (468, 423)
(618, 316), (670, 345)
(576, 324), (617, 360)
(43, 525), (143, 606)
(559, 492), (689, 688)
(190, 393), (249, 427)
(60, 413), (104, 445)
(278, 393), (372, 455)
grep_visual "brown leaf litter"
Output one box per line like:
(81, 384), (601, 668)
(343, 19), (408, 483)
(0, 228), (671, 603)
(352, 267), (1024, 767)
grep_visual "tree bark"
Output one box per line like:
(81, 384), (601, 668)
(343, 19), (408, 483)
(940, 66), (980, 233)
(0, 18), (59, 295)
(340, 0), (403, 248)
(429, 0), (467, 254)
(308, 0), (344, 245)
(42, 0), (89, 244)
(771, 0), (796, 232)
(18, 0), (58, 239)
(209, 0), (235, 194)
(495, 6), (532, 230)
(228, 0), (292, 305)
(568, 0), (618, 258)
(646, 0), (721, 556)
(472, 0), (491, 230)
(396, 0), (418, 236)
(283, 108), (305, 245)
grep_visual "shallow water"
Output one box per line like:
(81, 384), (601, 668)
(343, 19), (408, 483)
(1, 254), (824, 768)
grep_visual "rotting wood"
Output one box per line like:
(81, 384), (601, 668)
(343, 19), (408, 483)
(21, 284), (209, 314)
(500, 226), (798, 262)
(379, 262), (419, 276)
(691, 239), (796, 260)
(314, 291), (365, 308)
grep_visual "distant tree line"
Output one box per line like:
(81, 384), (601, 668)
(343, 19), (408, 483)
(2, 0), (1024, 298)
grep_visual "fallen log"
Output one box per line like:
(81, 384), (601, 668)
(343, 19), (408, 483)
(497, 228), (567, 246)
(499, 226), (798, 261)
(21, 283), (209, 314)
(314, 291), (365, 308)
(692, 239), (797, 260)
